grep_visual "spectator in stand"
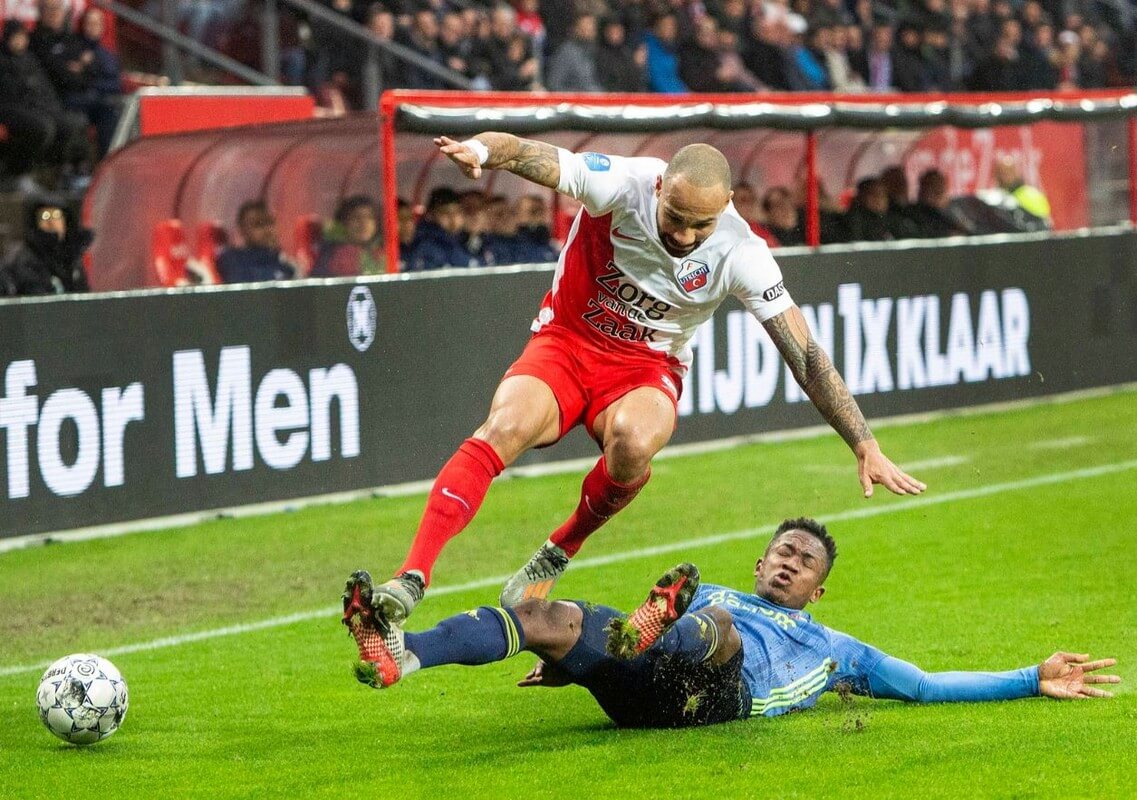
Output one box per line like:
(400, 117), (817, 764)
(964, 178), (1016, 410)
(907, 169), (970, 238)
(64, 8), (123, 158)
(404, 187), (477, 272)
(879, 165), (917, 236)
(362, 6), (407, 89)
(789, 16), (831, 89)
(30, 0), (85, 95)
(743, 15), (794, 90)
(853, 22), (896, 91)
(680, 16), (732, 91)
(762, 186), (806, 246)
(313, 195), (385, 276)
(716, 27), (765, 91)
(546, 13), (605, 91)
(396, 197), (417, 255)
(309, 0), (365, 106)
(1054, 29), (1081, 88)
(514, 194), (558, 262)
(400, 9), (447, 89)
(731, 182), (780, 248)
(215, 201), (297, 284)
(812, 0), (855, 27)
(892, 21), (930, 90)
(0, 20), (88, 180)
(921, 21), (955, 89)
(459, 189), (489, 261)
(821, 23), (866, 90)
(437, 11), (476, 81)
(968, 29), (1024, 89)
(841, 177), (896, 242)
(713, 0), (749, 38)
(993, 157), (1051, 224)
(1074, 24), (1108, 87)
(480, 194), (522, 265)
(966, 0), (1000, 62)
(596, 17), (648, 92)
(643, 13), (689, 93)
(475, 5), (540, 91)
(1015, 17), (1058, 88)
(514, 0), (547, 54)
(0, 199), (90, 296)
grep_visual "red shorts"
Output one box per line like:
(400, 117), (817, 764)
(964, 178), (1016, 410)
(503, 329), (684, 441)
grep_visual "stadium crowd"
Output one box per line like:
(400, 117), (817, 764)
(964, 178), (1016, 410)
(270, 0), (1137, 106)
(0, 0), (123, 192)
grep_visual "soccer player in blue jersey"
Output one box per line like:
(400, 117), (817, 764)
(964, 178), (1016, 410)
(341, 518), (1119, 727)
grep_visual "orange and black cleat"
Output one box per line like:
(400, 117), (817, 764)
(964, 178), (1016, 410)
(342, 570), (405, 688)
(605, 563), (701, 660)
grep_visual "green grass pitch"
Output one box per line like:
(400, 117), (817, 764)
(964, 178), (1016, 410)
(2, 390), (1135, 799)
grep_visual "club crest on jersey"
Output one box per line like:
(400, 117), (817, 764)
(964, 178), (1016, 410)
(582, 152), (611, 172)
(678, 259), (710, 293)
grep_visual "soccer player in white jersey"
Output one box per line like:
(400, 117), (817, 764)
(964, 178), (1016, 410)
(343, 133), (926, 654)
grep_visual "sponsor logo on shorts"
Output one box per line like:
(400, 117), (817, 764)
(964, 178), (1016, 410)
(660, 374), (677, 397)
(582, 152), (611, 172)
(762, 281), (786, 302)
(678, 259), (710, 293)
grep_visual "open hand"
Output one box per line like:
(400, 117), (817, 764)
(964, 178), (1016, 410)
(1039, 652), (1119, 699)
(434, 136), (482, 180)
(517, 659), (570, 688)
(855, 440), (926, 498)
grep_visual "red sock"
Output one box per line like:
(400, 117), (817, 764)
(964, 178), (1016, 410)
(399, 438), (504, 585)
(549, 457), (650, 557)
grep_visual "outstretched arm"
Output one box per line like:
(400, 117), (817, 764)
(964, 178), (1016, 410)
(434, 133), (561, 189)
(864, 651), (1119, 703)
(762, 305), (926, 497)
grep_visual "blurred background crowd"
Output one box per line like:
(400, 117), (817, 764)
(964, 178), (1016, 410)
(0, 0), (1132, 294)
(242, 0), (1137, 107)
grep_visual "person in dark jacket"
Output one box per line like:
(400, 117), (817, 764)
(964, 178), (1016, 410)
(841, 178), (896, 242)
(906, 169), (970, 238)
(0, 199), (91, 296)
(216, 201), (297, 283)
(63, 8), (123, 157)
(891, 21), (930, 90)
(595, 17), (648, 92)
(403, 188), (477, 272)
(0, 20), (88, 173)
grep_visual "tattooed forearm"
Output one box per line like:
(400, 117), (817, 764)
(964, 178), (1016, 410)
(474, 132), (561, 189)
(763, 307), (874, 450)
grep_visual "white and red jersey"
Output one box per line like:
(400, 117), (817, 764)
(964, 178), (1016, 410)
(534, 149), (794, 374)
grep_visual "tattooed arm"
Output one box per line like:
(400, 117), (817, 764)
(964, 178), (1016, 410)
(433, 133), (561, 189)
(763, 305), (926, 497)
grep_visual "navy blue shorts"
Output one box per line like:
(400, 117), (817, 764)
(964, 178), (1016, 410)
(554, 602), (750, 728)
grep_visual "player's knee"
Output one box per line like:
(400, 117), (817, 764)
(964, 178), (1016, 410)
(476, 412), (540, 462)
(604, 424), (660, 477)
(704, 606), (741, 663)
(511, 599), (581, 652)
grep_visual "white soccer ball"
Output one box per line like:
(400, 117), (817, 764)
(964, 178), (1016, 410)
(36, 654), (129, 745)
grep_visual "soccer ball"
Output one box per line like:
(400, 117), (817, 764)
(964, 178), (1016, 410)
(36, 654), (129, 745)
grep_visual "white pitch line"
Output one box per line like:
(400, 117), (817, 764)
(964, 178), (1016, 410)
(1030, 436), (1093, 450)
(3, 457), (1137, 681)
(804, 455), (970, 474)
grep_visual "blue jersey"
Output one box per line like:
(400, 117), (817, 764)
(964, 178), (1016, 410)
(689, 584), (1040, 718)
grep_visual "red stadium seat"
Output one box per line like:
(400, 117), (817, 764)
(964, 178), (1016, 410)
(151, 219), (192, 287)
(292, 213), (323, 275)
(193, 221), (227, 284)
